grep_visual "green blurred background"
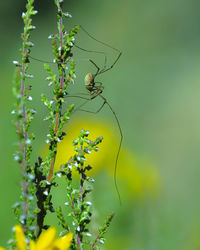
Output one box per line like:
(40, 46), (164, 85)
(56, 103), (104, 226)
(1, 0), (200, 249)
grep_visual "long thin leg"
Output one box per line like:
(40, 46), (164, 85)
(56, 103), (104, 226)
(79, 25), (121, 53)
(78, 25), (122, 76)
(99, 52), (122, 75)
(89, 59), (100, 75)
(78, 93), (123, 204)
(99, 94), (123, 205)
(67, 93), (123, 204)
(79, 100), (106, 114)
(29, 55), (55, 64)
(74, 44), (107, 68)
(66, 95), (92, 112)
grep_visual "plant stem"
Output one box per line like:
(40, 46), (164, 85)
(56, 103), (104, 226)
(47, 2), (65, 182)
(20, 18), (30, 231)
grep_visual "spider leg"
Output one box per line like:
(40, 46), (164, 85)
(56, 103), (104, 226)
(99, 94), (123, 205)
(77, 92), (123, 204)
(79, 99), (106, 114)
(79, 25), (120, 54)
(94, 81), (103, 87)
(67, 92), (123, 204)
(91, 87), (103, 99)
(99, 51), (122, 75)
(89, 59), (100, 75)
(74, 44), (107, 69)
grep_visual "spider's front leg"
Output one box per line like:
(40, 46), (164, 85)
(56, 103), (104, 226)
(91, 86), (103, 99)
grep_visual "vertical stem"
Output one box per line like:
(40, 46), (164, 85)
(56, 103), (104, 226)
(71, 196), (82, 250)
(79, 165), (84, 202)
(90, 232), (101, 249)
(47, 2), (65, 181)
(47, 113), (59, 182)
(20, 19), (30, 231)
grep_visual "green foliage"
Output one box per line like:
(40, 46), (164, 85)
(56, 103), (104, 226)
(10, 0), (115, 248)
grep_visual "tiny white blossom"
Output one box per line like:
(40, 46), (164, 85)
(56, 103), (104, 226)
(22, 12), (26, 18)
(27, 96), (33, 101)
(32, 10), (38, 15)
(46, 139), (50, 144)
(28, 174), (35, 180)
(11, 110), (15, 114)
(66, 12), (72, 18)
(43, 190), (48, 196)
(68, 164), (72, 169)
(45, 180), (51, 185)
(99, 239), (104, 244)
(86, 201), (92, 206)
(64, 202), (69, 206)
(77, 156), (81, 161)
(57, 172), (62, 178)
(13, 61), (20, 65)
(28, 196), (34, 201)
(28, 42), (35, 47)
(26, 139), (31, 144)
(88, 177), (95, 183)
(30, 25), (36, 30)
(14, 155), (20, 161)
(27, 74), (34, 79)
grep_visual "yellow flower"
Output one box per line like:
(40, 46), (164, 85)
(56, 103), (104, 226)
(43, 116), (160, 200)
(0, 226), (73, 250)
(29, 227), (73, 250)
(15, 225), (27, 250)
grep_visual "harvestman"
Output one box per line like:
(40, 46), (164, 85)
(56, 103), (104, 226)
(29, 25), (123, 203)
(71, 26), (123, 204)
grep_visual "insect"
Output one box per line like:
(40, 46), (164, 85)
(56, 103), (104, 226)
(71, 25), (123, 204)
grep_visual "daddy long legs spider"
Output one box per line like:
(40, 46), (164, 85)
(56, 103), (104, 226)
(70, 26), (123, 204)
(28, 25), (123, 203)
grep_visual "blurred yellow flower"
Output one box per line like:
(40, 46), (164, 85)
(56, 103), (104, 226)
(29, 227), (73, 250)
(0, 226), (73, 250)
(43, 116), (161, 200)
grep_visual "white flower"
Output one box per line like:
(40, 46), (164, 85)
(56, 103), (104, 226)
(43, 190), (48, 196)
(27, 96), (33, 101)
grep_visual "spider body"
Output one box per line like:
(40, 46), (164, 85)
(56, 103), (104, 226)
(84, 73), (94, 92)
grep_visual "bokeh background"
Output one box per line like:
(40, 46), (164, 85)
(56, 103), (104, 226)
(1, 0), (200, 249)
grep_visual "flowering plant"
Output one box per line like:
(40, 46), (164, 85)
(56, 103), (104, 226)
(1, 0), (115, 249)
